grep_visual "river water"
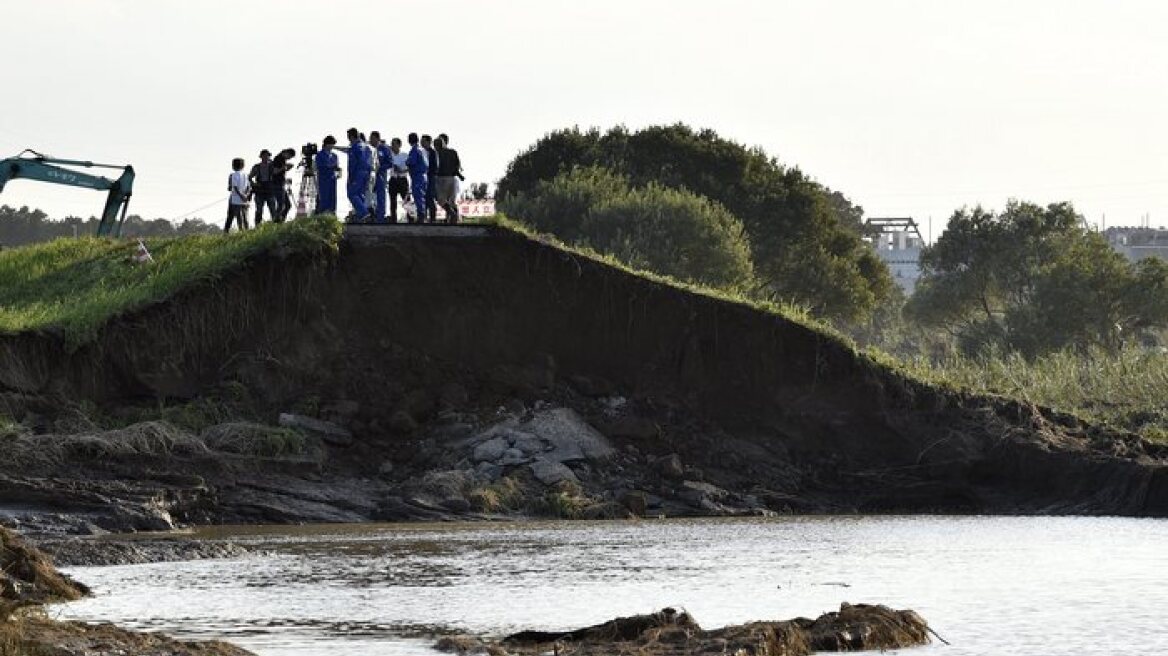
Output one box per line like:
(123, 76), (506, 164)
(57, 516), (1167, 656)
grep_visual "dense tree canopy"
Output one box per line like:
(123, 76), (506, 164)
(497, 125), (893, 321)
(0, 205), (217, 247)
(503, 167), (754, 289)
(906, 201), (1168, 356)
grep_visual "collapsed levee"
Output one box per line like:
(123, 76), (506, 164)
(0, 225), (1165, 517)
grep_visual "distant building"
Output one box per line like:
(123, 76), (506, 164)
(865, 217), (924, 295)
(1104, 226), (1168, 262)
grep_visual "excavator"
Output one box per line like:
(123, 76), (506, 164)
(0, 149), (134, 237)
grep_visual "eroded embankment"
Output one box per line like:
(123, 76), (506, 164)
(1, 225), (1166, 539)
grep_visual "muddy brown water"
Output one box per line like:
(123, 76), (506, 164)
(56, 516), (1167, 656)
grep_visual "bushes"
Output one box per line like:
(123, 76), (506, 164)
(498, 124), (894, 320)
(502, 167), (755, 290)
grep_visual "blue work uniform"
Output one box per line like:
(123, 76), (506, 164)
(373, 142), (392, 223)
(346, 141), (373, 219)
(314, 149), (339, 215)
(406, 145), (429, 224)
(424, 146), (439, 221)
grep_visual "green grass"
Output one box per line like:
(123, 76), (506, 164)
(0, 215), (341, 346)
(905, 346), (1168, 441)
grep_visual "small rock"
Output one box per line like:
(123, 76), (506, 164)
(504, 398), (526, 416)
(377, 461), (395, 477)
(511, 434), (547, 455)
(499, 448), (530, 466)
(530, 458), (578, 486)
(654, 453), (685, 480)
(473, 437), (510, 463)
(475, 461), (503, 482)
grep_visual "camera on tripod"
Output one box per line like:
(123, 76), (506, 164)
(298, 142), (318, 177)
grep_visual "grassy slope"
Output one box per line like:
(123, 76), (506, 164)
(0, 213), (1163, 443)
(0, 215), (341, 346)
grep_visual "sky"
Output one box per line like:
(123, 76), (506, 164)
(2, 0), (1167, 238)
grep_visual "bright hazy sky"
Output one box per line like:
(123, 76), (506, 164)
(2, 0), (1167, 237)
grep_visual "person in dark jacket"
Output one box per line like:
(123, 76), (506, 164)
(370, 131), (393, 224)
(272, 148), (296, 223)
(421, 134), (439, 223)
(434, 134), (464, 223)
(248, 150), (278, 225)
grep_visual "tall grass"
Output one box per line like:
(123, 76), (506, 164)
(906, 346), (1168, 441)
(0, 215), (341, 346)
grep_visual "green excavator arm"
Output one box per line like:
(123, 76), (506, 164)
(0, 150), (135, 237)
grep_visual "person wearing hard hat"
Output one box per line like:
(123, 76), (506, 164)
(313, 136), (341, 216)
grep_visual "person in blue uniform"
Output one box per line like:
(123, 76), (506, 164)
(343, 128), (373, 221)
(421, 134), (439, 223)
(313, 136), (340, 216)
(406, 132), (429, 225)
(370, 131), (393, 224)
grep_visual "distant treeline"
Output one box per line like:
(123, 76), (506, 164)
(0, 205), (218, 247)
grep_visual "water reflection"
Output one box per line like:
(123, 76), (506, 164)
(58, 516), (1168, 656)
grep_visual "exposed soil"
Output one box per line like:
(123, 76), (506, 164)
(0, 526), (254, 655)
(0, 617), (255, 656)
(0, 226), (1165, 561)
(438, 603), (931, 656)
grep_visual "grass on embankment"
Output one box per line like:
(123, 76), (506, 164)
(904, 347), (1168, 442)
(0, 215), (341, 347)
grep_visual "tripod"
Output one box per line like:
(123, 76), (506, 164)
(295, 157), (318, 218)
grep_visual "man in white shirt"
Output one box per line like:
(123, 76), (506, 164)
(225, 157), (251, 233)
(387, 137), (410, 223)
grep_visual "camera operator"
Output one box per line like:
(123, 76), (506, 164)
(272, 147), (296, 223)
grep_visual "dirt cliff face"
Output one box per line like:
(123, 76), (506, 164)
(1, 225), (1166, 532)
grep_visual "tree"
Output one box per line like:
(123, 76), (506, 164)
(502, 167), (754, 290)
(497, 125), (892, 320)
(0, 205), (217, 247)
(906, 200), (1168, 356)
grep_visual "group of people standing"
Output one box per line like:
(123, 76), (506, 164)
(225, 148), (297, 232)
(224, 129), (464, 232)
(313, 128), (464, 224)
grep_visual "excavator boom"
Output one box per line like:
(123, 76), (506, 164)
(0, 151), (134, 237)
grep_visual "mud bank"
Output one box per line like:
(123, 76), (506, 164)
(439, 604), (931, 656)
(0, 526), (253, 655)
(0, 225), (1166, 551)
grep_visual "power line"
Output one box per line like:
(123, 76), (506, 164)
(168, 197), (226, 222)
